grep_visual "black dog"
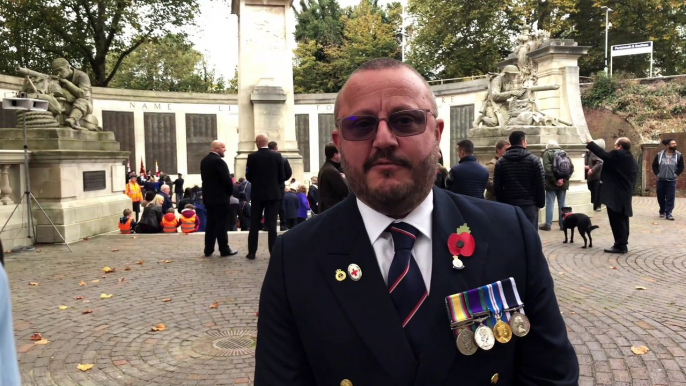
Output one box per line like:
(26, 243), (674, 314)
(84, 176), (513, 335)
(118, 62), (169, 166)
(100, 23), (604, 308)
(561, 207), (599, 248)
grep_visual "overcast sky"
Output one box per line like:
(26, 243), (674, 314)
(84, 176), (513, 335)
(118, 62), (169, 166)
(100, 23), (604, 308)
(187, 0), (405, 81)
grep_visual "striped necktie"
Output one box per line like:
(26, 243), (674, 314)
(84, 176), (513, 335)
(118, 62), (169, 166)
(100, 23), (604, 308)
(386, 222), (428, 358)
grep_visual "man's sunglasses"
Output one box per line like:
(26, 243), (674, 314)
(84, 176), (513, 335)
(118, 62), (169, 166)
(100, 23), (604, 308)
(336, 109), (435, 141)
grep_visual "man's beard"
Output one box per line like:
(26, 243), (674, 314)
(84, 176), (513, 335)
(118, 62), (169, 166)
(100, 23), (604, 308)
(341, 145), (439, 218)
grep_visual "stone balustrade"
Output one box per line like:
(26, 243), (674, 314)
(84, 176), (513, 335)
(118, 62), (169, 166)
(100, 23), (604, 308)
(0, 150), (29, 250)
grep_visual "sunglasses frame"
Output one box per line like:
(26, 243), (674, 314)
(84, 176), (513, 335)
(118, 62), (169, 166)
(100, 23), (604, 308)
(335, 109), (436, 141)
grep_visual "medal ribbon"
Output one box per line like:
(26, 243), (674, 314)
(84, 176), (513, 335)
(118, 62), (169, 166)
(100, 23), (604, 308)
(484, 284), (502, 325)
(445, 293), (471, 335)
(476, 286), (497, 327)
(465, 288), (489, 330)
(499, 277), (525, 315)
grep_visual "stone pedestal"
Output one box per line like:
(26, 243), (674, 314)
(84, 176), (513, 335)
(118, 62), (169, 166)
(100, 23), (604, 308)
(0, 128), (130, 244)
(470, 39), (594, 222)
(232, 0), (302, 180)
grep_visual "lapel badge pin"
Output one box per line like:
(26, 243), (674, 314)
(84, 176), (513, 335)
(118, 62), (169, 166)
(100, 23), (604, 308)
(335, 269), (347, 281)
(347, 264), (362, 281)
(448, 223), (475, 270)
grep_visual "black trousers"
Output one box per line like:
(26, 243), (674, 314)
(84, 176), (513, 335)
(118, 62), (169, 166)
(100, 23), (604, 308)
(587, 180), (601, 210)
(205, 204), (230, 256)
(249, 199), (279, 255)
(279, 205), (288, 230)
(607, 206), (630, 250)
(286, 218), (297, 229)
(518, 204), (539, 232)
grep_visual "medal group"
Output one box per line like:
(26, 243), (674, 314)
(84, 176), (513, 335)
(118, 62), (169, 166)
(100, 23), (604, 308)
(445, 278), (530, 355)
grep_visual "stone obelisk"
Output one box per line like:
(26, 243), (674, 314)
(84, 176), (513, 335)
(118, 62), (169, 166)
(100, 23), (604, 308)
(231, 0), (303, 181)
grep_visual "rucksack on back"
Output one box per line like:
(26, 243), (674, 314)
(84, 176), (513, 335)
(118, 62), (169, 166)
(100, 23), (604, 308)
(552, 150), (574, 179)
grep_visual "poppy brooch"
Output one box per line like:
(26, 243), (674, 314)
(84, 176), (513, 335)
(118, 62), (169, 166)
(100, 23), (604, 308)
(447, 224), (475, 270)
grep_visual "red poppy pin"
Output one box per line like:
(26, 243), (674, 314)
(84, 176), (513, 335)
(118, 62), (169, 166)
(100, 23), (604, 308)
(447, 224), (475, 270)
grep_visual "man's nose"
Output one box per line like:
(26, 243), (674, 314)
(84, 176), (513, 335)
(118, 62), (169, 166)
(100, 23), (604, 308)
(372, 120), (398, 149)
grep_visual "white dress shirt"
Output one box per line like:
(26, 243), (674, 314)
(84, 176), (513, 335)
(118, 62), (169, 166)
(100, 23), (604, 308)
(357, 190), (433, 292)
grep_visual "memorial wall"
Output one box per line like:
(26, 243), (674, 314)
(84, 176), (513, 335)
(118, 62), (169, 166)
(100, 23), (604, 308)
(0, 74), (488, 187)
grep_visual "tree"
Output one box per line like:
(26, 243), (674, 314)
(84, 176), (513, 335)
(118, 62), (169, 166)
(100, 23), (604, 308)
(406, 0), (514, 80)
(292, 0), (402, 93)
(293, 0), (345, 48)
(0, 0), (200, 86)
(108, 34), (223, 93)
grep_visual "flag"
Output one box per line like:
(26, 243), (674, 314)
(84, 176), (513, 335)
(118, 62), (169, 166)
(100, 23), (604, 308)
(126, 159), (131, 173)
(155, 160), (159, 177)
(139, 157), (145, 177)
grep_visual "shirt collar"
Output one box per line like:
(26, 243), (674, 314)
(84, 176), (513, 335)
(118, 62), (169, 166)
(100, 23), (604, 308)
(357, 190), (433, 245)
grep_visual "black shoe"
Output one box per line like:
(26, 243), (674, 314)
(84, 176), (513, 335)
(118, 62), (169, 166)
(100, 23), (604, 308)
(666, 214), (675, 221)
(220, 249), (238, 257)
(538, 224), (551, 231)
(246, 253), (256, 260)
(659, 213), (665, 218)
(604, 247), (627, 254)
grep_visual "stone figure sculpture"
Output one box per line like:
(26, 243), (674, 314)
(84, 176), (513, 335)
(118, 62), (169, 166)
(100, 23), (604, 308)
(513, 27), (550, 87)
(16, 58), (100, 131)
(473, 65), (523, 128)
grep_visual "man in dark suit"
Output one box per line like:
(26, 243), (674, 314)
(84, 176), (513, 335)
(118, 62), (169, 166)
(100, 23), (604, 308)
(200, 141), (238, 257)
(246, 134), (286, 260)
(445, 139), (489, 198)
(255, 58), (578, 385)
(584, 134), (638, 253)
(268, 141), (293, 230)
(307, 176), (319, 214)
(318, 143), (349, 212)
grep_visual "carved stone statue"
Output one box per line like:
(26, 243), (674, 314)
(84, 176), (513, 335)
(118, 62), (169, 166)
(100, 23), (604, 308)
(16, 58), (100, 131)
(513, 27), (550, 87)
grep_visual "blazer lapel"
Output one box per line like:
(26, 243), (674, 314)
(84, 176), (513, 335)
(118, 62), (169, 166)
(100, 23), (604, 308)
(415, 188), (490, 384)
(317, 196), (418, 385)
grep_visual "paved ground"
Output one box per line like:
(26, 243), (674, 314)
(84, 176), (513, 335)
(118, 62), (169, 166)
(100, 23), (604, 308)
(4, 196), (686, 385)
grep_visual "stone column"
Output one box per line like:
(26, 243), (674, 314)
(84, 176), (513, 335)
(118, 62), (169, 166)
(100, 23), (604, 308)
(232, 0), (303, 180)
(0, 164), (13, 205)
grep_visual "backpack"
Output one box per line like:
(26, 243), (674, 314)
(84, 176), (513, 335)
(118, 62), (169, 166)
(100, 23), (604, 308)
(552, 150), (574, 180)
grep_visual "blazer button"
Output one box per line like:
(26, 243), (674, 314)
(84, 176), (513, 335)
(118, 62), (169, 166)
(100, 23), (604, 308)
(340, 380), (353, 386)
(491, 373), (499, 384)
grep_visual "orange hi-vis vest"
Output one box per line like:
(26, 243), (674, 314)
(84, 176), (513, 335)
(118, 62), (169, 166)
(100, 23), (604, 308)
(179, 214), (197, 233)
(118, 217), (133, 234)
(126, 182), (143, 202)
(161, 216), (178, 233)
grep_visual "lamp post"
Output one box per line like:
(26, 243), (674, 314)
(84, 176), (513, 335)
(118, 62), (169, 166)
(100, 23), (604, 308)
(601, 6), (613, 75)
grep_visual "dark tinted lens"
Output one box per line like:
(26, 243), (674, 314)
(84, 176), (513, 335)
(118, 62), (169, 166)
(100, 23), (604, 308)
(388, 110), (426, 136)
(341, 116), (377, 140)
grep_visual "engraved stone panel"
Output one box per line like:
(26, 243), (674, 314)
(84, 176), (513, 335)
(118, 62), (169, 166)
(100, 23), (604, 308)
(295, 114), (310, 173)
(144, 113), (177, 175)
(83, 171), (106, 191)
(450, 105), (474, 166)
(318, 114), (335, 169)
(0, 105), (17, 128)
(186, 114), (217, 174)
(102, 111), (136, 167)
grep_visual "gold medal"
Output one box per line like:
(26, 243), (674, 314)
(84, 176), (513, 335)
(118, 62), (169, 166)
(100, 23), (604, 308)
(335, 269), (346, 281)
(474, 324), (495, 350)
(456, 328), (478, 356)
(493, 319), (512, 343)
(509, 311), (530, 337)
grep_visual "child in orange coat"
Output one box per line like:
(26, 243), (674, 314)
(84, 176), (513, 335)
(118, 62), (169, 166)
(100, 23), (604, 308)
(160, 209), (179, 233)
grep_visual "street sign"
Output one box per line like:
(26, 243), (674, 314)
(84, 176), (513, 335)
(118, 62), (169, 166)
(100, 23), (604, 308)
(611, 41), (653, 57)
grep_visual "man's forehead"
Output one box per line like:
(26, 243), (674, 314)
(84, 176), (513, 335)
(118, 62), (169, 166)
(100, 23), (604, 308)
(339, 68), (431, 113)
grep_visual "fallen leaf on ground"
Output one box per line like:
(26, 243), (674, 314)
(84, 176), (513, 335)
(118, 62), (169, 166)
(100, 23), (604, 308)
(91, 279), (100, 283)
(558, 272), (565, 275)
(74, 296), (85, 300)
(58, 305), (68, 310)
(135, 261), (143, 265)
(609, 266), (617, 269)
(82, 300), (90, 303)
(82, 310), (93, 314)
(29, 282), (39, 286)
(631, 346), (649, 355)
(131, 236), (137, 239)
(151, 323), (166, 332)
(162, 298), (172, 302)
(100, 293), (113, 299)
(570, 311), (576, 315)
(29, 333), (43, 341)
(635, 286), (647, 290)
(158, 260), (172, 263)
(255, 312), (259, 317)
(111, 249), (120, 252)
(77, 364), (94, 371)
(117, 277), (125, 283)
(82, 237), (89, 241)
(209, 302), (218, 309)
(124, 264), (131, 271)
(34, 339), (50, 345)
(5, 250), (11, 254)
(78, 281), (86, 286)
(102, 266), (115, 273)
(652, 222), (658, 225)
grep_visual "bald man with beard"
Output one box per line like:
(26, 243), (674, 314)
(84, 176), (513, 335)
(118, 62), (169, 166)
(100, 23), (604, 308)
(200, 141), (238, 257)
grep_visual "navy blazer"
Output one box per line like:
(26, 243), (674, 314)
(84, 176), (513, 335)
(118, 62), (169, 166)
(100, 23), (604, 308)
(256, 187), (578, 386)
(448, 156), (489, 198)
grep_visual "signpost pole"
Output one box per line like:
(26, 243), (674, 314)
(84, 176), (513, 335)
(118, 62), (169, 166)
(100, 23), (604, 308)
(650, 52), (653, 78)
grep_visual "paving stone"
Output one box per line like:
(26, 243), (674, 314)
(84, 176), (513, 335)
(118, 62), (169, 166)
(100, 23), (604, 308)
(5, 197), (685, 385)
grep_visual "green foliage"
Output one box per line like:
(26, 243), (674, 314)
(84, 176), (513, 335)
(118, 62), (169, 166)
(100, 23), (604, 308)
(0, 0), (201, 87)
(581, 72), (620, 108)
(108, 34), (224, 93)
(292, 0), (401, 93)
